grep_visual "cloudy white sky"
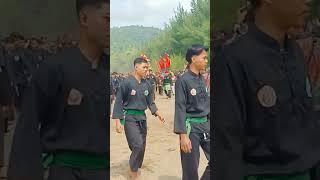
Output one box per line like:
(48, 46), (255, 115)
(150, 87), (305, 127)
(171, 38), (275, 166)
(111, 0), (192, 29)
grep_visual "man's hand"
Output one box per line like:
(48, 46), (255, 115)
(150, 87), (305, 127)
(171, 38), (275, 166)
(154, 111), (165, 123)
(180, 134), (192, 153)
(115, 119), (123, 133)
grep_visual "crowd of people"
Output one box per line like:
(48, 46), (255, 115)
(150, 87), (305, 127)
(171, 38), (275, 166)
(0, 32), (79, 121)
(0, 32), (79, 170)
(110, 67), (210, 105)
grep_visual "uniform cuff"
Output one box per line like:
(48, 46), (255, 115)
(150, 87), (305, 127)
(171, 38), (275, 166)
(149, 104), (158, 115)
(112, 114), (124, 119)
(174, 130), (187, 134)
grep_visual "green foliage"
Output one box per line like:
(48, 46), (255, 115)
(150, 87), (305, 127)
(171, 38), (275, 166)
(169, 54), (187, 71)
(111, 0), (210, 72)
(0, 0), (78, 38)
(110, 26), (161, 72)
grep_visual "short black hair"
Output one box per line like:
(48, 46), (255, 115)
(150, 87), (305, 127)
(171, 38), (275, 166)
(134, 57), (148, 66)
(185, 44), (209, 64)
(76, 0), (108, 17)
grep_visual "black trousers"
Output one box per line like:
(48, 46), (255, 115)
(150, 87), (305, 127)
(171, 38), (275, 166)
(0, 107), (4, 167)
(47, 166), (108, 180)
(124, 120), (147, 172)
(181, 132), (211, 180)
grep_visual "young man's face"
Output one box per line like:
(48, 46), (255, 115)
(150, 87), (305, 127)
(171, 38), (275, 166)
(31, 40), (38, 49)
(192, 50), (208, 72)
(268, 0), (310, 28)
(81, 3), (109, 49)
(135, 62), (149, 78)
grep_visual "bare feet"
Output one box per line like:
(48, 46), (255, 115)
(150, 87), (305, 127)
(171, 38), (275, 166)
(128, 168), (140, 180)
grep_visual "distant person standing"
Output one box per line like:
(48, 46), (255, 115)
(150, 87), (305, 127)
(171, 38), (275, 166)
(174, 45), (210, 180)
(112, 57), (165, 180)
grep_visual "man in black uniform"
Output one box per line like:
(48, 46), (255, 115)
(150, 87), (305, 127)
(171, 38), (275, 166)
(174, 45), (210, 180)
(112, 57), (165, 180)
(0, 44), (11, 168)
(112, 73), (120, 96)
(110, 73), (115, 106)
(213, 0), (319, 179)
(6, 38), (32, 113)
(146, 69), (156, 100)
(163, 72), (172, 99)
(25, 38), (46, 70)
(7, 0), (109, 180)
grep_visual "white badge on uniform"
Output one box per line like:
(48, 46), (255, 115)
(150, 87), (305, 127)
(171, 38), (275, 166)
(67, 88), (83, 105)
(257, 85), (277, 107)
(306, 77), (312, 97)
(131, 89), (136, 96)
(144, 90), (149, 96)
(14, 55), (20, 62)
(190, 88), (197, 96)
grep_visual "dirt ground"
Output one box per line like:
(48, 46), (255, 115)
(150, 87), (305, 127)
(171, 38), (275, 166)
(110, 94), (208, 180)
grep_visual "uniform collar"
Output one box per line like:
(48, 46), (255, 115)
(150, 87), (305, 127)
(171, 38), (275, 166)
(187, 69), (201, 78)
(248, 23), (291, 51)
(129, 74), (145, 84)
(78, 47), (108, 70)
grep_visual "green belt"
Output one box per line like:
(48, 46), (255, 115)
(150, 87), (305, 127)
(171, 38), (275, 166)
(186, 116), (208, 135)
(120, 109), (145, 125)
(42, 151), (108, 169)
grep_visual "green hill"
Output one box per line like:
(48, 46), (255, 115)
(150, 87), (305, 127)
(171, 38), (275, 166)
(110, 26), (161, 72)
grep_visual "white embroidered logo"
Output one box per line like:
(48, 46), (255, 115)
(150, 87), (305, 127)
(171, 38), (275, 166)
(257, 85), (277, 107)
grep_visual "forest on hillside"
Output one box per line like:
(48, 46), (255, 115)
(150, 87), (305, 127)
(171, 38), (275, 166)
(0, 0), (78, 38)
(110, 26), (161, 72)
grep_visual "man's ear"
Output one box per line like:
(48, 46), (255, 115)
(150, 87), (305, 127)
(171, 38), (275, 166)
(79, 10), (89, 27)
(191, 56), (196, 63)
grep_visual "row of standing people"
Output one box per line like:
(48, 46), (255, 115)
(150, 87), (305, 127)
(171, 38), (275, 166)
(0, 33), (81, 177)
(0, 33), (79, 130)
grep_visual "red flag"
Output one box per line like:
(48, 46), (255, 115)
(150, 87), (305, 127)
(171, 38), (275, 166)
(158, 57), (165, 71)
(164, 53), (171, 68)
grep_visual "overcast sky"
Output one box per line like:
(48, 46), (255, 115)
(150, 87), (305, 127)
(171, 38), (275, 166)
(111, 0), (192, 29)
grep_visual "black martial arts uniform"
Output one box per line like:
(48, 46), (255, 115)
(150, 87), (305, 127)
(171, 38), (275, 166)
(146, 74), (156, 100)
(112, 75), (157, 172)
(25, 48), (46, 70)
(213, 23), (320, 180)
(0, 47), (12, 106)
(174, 70), (210, 180)
(7, 47), (109, 180)
(0, 47), (11, 167)
(6, 48), (33, 110)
